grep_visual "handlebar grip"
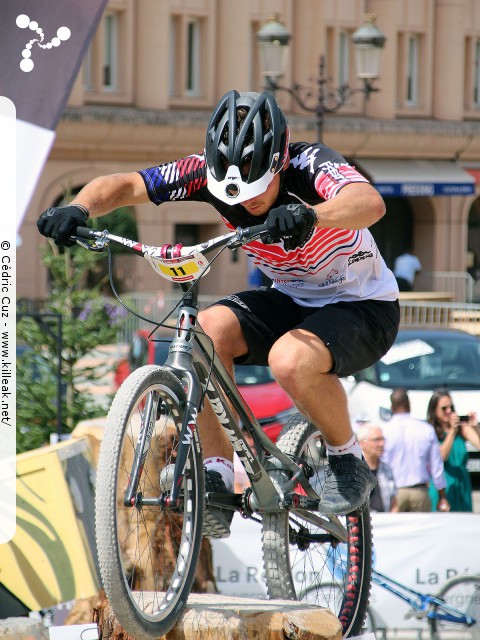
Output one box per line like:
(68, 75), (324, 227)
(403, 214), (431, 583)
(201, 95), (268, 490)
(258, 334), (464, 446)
(244, 222), (269, 239)
(75, 226), (94, 239)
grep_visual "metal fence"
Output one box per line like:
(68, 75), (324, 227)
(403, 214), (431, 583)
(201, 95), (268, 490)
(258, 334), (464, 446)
(116, 292), (220, 343)
(399, 300), (480, 335)
(17, 290), (480, 345)
(115, 293), (480, 342)
(414, 271), (475, 303)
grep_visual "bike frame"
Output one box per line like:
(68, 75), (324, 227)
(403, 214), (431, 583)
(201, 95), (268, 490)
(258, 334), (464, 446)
(372, 570), (475, 625)
(74, 224), (348, 542)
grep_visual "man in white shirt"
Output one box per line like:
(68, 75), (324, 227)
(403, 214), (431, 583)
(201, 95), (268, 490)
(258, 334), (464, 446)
(393, 250), (422, 292)
(382, 388), (449, 512)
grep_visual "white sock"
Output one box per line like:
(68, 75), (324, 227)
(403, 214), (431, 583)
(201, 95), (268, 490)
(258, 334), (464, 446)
(326, 434), (363, 460)
(204, 456), (235, 492)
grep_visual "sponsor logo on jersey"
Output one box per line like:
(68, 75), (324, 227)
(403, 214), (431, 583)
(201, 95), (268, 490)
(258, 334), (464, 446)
(348, 250), (373, 266)
(318, 276), (346, 288)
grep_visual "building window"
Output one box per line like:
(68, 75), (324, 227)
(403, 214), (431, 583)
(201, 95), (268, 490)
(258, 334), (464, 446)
(474, 39), (480, 106)
(338, 30), (350, 87)
(406, 35), (419, 105)
(175, 224), (199, 246)
(186, 19), (200, 95)
(83, 45), (93, 91)
(169, 16), (179, 96)
(103, 12), (118, 90)
(169, 15), (203, 98)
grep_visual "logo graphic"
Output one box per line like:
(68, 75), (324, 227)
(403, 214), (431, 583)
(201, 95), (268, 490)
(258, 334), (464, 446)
(16, 14), (71, 73)
(348, 250), (373, 266)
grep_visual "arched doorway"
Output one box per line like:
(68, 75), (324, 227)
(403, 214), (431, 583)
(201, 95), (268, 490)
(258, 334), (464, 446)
(369, 197), (414, 269)
(467, 197), (480, 282)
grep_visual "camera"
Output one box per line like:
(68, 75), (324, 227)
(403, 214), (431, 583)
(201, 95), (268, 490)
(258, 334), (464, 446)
(459, 415), (469, 423)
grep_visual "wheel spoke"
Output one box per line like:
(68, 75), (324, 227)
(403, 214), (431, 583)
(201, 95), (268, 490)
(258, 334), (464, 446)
(95, 367), (204, 639)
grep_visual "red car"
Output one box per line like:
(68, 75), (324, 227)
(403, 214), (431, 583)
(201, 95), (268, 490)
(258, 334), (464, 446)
(115, 331), (296, 442)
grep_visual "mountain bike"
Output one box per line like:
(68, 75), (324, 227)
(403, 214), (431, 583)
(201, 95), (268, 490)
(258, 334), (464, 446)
(302, 569), (480, 639)
(73, 223), (373, 640)
(370, 570), (480, 640)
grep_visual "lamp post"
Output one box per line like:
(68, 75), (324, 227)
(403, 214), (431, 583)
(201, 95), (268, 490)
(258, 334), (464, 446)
(256, 14), (386, 142)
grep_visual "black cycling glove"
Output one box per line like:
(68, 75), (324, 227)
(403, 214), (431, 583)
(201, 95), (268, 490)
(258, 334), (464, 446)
(265, 203), (317, 251)
(37, 204), (89, 247)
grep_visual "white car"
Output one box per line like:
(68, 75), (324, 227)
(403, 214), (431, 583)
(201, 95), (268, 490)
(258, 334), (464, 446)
(342, 328), (480, 475)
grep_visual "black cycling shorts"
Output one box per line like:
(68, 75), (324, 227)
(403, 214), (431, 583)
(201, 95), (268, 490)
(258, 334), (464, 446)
(213, 287), (400, 378)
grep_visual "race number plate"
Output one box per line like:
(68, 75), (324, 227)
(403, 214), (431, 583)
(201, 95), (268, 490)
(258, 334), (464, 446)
(146, 252), (210, 282)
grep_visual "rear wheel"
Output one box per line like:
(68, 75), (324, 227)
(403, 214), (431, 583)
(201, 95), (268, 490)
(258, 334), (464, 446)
(429, 575), (480, 640)
(262, 414), (373, 638)
(95, 366), (204, 640)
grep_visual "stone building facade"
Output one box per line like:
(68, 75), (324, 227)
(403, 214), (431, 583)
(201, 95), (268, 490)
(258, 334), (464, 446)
(17, 0), (480, 301)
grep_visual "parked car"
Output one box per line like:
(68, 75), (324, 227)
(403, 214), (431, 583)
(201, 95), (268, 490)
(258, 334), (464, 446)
(342, 328), (480, 476)
(115, 331), (297, 442)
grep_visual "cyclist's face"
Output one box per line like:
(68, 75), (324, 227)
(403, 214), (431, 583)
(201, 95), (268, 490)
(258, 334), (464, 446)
(241, 173), (281, 217)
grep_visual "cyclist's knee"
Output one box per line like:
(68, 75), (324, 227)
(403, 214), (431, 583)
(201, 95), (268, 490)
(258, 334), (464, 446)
(199, 305), (237, 337)
(269, 331), (333, 388)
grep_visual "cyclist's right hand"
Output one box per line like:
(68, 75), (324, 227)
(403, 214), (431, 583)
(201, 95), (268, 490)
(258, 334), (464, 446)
(37, 204), (89, 246)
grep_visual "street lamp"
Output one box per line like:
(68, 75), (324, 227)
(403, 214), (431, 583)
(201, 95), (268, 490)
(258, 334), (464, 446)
(256, 14), (386, 142)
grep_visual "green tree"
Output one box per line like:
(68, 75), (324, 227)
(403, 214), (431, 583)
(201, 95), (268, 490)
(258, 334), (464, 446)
(88, 206), (139, 293)
(16, 240), (126, 453)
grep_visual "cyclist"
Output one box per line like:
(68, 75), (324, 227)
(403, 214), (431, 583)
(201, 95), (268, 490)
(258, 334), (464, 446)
(37, 90), (400, 537)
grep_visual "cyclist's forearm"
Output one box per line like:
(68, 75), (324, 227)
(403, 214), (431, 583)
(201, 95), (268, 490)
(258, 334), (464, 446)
(311, 182), (386, 230)
(72, 172), (150, 218)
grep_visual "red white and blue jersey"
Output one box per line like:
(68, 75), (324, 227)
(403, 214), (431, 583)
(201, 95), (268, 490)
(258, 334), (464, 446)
(139, 142), (398, 307)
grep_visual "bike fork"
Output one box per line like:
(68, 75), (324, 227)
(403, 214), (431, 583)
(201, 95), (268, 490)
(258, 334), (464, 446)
(123, 389), (160, 507)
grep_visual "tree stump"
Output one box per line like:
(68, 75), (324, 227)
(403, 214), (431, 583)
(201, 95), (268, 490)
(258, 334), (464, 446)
(92, 592), (342, 640)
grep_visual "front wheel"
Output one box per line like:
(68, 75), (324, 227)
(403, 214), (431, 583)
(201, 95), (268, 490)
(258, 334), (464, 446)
(95, 366), (204, 640)
(262, 414), (373, 638)
(429, 574), (480, 640)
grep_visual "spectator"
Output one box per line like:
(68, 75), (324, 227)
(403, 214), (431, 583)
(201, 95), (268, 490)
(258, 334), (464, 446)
(393, 249), (421, 292)
(357, 423), (398, 512)
(427, 388), (480, 512)
(383, 388), (449, 512)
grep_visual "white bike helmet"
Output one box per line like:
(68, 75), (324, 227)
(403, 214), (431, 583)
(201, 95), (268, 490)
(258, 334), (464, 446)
(205, 90), (289, 204)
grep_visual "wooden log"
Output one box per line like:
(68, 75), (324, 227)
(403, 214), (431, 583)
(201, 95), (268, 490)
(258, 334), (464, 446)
(93, 592), (342, 640)
(0, 617), (49, 640)
(71, 420), (218, 594)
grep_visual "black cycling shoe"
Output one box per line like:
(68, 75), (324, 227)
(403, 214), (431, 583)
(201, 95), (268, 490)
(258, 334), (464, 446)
(203, 470), (234, 539)
(319, 454), (376, 515)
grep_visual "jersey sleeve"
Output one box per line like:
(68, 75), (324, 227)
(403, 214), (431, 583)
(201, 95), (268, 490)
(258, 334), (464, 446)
(288, 142), (369, 202)
(314, 157), (369, 199)
(138, 153), (208, 205)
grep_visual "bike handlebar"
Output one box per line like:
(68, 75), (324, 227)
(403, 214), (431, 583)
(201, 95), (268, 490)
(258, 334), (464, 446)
(72, 223), (270, 257)
(75, 226), (95, 239)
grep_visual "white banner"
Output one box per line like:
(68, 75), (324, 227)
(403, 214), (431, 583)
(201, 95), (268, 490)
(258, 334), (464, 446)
(212, 513), (480, 630)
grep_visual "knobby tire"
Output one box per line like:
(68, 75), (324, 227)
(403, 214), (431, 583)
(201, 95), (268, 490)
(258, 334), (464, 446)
(261, 414), (373, 638)
(95, 366), (204, 640)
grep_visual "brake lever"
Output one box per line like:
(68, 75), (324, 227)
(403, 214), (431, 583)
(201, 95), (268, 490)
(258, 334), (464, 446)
(71, 236), (105, 252)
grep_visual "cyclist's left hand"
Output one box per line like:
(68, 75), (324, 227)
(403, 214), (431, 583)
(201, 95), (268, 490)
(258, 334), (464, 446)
(265, 203), (317, 251)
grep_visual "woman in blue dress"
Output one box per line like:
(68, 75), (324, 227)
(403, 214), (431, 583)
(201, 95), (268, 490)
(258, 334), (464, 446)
(427, 388), (480, 512)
